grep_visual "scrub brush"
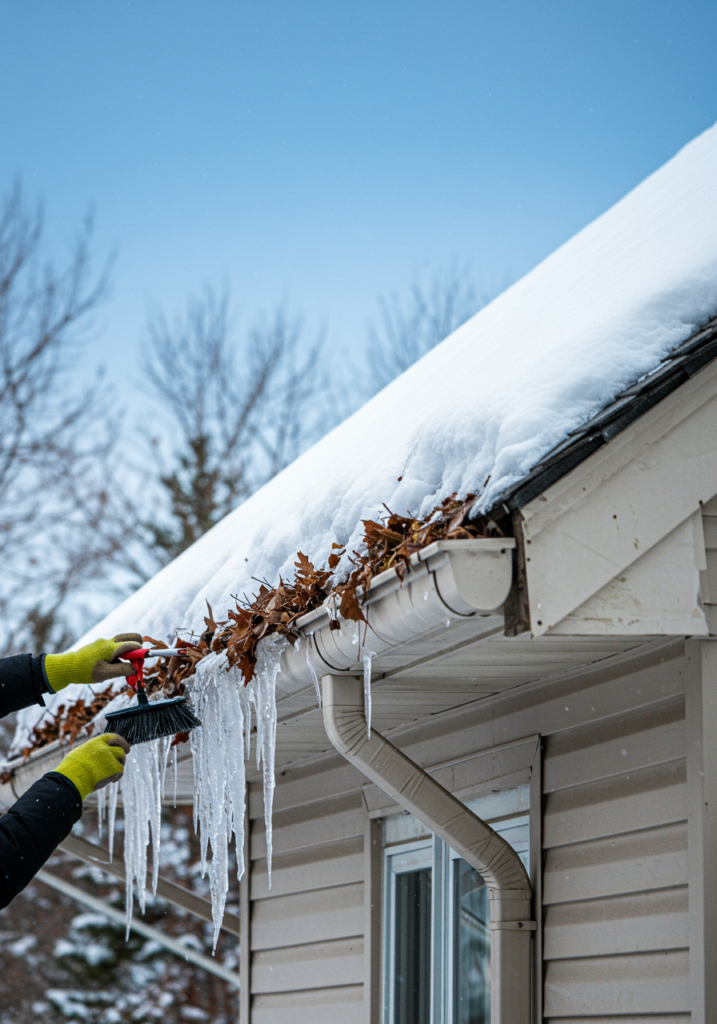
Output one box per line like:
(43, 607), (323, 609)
(104, 648), (201, 745)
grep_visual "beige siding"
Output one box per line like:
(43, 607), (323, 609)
(245, 639), (694, 1020)
(252, 985), (363, 1024)
(542, 662), (689, 1018)
(702, 501), (717, 636)
(544, 951), (690, 1016)
(247, 763), (370, 1020)
(546, 1018), (689, 1023)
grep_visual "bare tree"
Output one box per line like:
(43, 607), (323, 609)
(0, 181), (130, 655)
(135, 287), (324, 571)
(365, 263), (483, 394)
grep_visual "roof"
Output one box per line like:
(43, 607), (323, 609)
(45, 120), (717, 672)
(501, 312), (717, 512)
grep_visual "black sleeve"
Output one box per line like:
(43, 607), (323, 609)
(0, 772), (82, 909)
(0, 654), (51, 719)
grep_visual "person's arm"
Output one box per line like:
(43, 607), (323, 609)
(0, 735), (130, 909)
(0, 633), (142, 721)
(0, 653), (52, 718)
(0, 773), (82, 908)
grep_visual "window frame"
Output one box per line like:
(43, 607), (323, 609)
(382, 789), (533, 1024)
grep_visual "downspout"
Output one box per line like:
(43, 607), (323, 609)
(322, 673), (534, 1024)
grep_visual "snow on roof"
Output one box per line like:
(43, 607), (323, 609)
(75, 121), (717, 653)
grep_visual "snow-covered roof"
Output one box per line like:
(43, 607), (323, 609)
(80, 121), (717, 651)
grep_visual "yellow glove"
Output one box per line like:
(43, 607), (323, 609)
(44, 633), (143, 692)
(53, 734), (131, 801)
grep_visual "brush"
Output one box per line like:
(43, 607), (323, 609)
(103, 648), (202, 745)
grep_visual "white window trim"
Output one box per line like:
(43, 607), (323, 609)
(383, 787), (533, 1024)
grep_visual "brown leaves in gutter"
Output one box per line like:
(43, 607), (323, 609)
(21, 494), (509, 756)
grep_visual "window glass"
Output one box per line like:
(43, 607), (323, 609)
(452, 859), (490, 1024)
(393, 867), (432, 1024)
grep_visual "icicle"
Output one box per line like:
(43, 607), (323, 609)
(253, 634), (289, 890)
(159, 735), (172, 799)
(363, 650), (376, 739)
(107, 780), (119, 862)
(189, 654), (249, 950)
(96, 786), (106, 839)
(172, 744), (178, 808)
(120, 740), (164, 936)
(304, 635), (322, 708)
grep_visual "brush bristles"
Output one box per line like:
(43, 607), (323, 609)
(104, 699), (202, 745)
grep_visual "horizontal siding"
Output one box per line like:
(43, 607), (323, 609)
(251, 882), (363, 950)
(251, 793), (365, 859)
(547, 1017), (690, 1023)
(544, 887), (688, 958)
(252, 984), (363, 1024)
(543, 695), (685, 792)
(543, 822), (687, 903)
(248, 781), (367, 1020)
(544, 950), (690, 1016)
(251, 837), (364, 899)
(252, 937), (364, 993)
(247, 641), (696, 1021)
(543, 759), (686, 848)
(542, 682), (689, 1019)
(248, 759), (364, 818)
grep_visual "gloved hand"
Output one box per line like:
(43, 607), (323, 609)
(44, 633), (144, 692)
(53, 734), (131, 800)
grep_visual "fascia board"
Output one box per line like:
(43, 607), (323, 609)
(520, 357), (717, 635)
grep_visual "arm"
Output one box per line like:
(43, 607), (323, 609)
(0, 632), (142, 723)
(0, 653), (51, 718)
(0, 773), (81, 908)
(0, 735), (130, 909)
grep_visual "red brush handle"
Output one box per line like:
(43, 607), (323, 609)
(120, 648), (149, 691)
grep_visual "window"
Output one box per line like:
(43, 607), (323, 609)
(383, 786), (530, 1024)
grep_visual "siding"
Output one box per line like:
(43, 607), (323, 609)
(247, 768), (369, 1022)
(245, 637), (693, 1021)
(542, 678), (689, 1020)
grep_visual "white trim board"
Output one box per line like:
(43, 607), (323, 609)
(521, 356), (717, 635)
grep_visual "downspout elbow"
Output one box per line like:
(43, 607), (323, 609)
(322, 673), (532, 900)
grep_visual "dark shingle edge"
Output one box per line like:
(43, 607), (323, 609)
(495, 314), (717, 514)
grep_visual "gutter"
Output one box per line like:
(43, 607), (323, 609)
(322, 672), (534, 1024)
(3, 538), (518, 800)
(279, 537), (516, 693)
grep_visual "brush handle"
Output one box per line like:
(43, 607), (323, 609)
(120, 648), (189, 660)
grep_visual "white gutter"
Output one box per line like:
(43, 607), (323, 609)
(322, 674), (533, 1024)
(279, 538), (516, 691)
(2, 539), (516, 802)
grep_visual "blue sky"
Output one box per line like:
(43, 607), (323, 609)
(1, 0), (716, 376)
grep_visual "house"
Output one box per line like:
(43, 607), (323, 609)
(5, 122), (717, 1023)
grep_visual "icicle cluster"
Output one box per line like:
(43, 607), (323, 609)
(187, 633), (288, 948)
(189, 653), (251, 949)
(252, 633), (288, 890)
(119, 736), (172, 935)
(96, 634), (286, 950)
